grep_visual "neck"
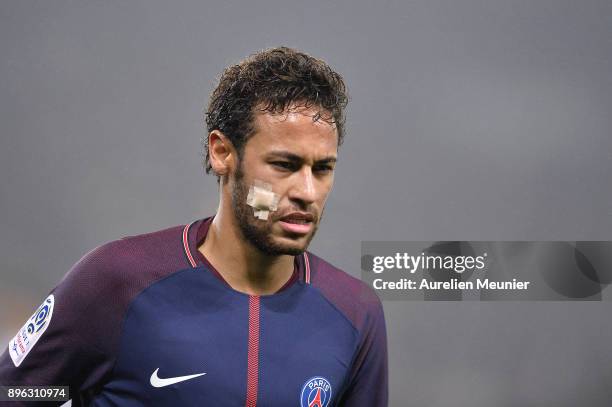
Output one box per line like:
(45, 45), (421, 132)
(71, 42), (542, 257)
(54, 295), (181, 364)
(198, 200), (295, 296)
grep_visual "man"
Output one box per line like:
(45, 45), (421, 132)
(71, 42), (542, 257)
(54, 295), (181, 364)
(0, 47), (388, 406)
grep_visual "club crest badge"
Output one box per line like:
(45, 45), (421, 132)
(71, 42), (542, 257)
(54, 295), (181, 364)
(300, 376), (332, 407)
(8, 294), (54, 367)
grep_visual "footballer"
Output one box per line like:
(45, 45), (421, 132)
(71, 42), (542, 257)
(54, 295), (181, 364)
(0, 47), (388, 406)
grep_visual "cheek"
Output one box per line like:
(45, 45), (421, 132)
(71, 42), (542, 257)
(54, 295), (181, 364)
(244, 160), (279, 183)
(236, 163), (273, 190)
(317, 179), (335, 206)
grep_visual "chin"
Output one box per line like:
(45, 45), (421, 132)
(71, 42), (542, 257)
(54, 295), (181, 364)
(239, 217), (316, 256)
(270, 236), (310, 255)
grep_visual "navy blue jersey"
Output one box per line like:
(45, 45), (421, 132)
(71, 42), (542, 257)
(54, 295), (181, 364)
(0, 217), (388, 406)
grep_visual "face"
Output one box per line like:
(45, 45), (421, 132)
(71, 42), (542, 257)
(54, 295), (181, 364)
(229, 107), (338, 256)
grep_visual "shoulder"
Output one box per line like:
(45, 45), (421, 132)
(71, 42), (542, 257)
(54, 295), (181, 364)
(49, 224), (192, 347)
(306, 252), (384, 333)
(59, 223), (189, 292)
(0, 223), (194, 388)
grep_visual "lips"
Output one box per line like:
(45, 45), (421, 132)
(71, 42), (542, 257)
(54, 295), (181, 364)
(278, 212), (315, 234)
(279, 212), (314, 223)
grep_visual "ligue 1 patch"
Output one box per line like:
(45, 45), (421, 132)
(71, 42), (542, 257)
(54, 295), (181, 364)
(8, 294), (55, 367)
(300, 376), (332, 407)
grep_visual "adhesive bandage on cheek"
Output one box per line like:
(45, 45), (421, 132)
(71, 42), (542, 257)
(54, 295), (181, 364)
(246, 180), (279, 220)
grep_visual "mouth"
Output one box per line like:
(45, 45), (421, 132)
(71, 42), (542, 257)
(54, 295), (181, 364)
(277, 212), (315, 235)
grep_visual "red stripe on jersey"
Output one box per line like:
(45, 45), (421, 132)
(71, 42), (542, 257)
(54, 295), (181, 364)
(182, 222), (197, 267)
(303, 253), (311, 284)
(245, 295), (261, 407)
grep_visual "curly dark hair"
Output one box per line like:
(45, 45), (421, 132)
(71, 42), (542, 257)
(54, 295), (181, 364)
(203, 46), (348, 177)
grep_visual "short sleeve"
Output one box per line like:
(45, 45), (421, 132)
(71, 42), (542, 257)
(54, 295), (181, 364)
(0, 243), (123, 406)
(337, 297), (389, 406)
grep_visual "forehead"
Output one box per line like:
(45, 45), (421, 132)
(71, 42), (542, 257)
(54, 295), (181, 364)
(246, 107), (339, 156)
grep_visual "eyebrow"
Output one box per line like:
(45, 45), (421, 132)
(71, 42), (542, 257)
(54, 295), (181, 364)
(266, 151), (337, 164)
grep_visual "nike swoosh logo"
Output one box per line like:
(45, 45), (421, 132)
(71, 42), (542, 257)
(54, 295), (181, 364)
(150, 368), (207, 388)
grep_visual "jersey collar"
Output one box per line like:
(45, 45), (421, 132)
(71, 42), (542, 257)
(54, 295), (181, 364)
(181, 216), (311, 286)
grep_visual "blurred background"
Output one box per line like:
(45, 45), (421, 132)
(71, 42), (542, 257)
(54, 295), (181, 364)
(1, 1), (611, 405)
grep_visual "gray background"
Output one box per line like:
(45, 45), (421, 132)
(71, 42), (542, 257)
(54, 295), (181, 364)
(1, 0), (611, 405)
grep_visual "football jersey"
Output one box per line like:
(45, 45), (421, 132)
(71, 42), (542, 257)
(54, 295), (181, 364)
(0, 216), (388, 406)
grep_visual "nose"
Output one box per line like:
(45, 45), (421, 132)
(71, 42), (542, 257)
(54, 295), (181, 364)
(289, 167), (316, 207)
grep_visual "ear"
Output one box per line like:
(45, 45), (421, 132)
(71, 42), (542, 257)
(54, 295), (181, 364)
(208, 130), (236, 178)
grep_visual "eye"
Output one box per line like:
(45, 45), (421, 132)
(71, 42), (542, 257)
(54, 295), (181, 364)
(314, 165), (334, 174)
(271, 161), (296, 171)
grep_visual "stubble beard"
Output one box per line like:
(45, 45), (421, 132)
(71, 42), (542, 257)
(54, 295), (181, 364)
(230, 162), (319, 256)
